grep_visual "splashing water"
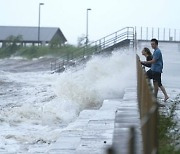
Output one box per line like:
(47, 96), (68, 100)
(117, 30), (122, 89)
(54, 51), (136, 112)
(0, 49), (136, 152)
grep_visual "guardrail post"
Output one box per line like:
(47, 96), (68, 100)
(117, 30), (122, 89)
(134, 27), (137, 51)
(127, 27), (129, 39)
(114, 32), (117, 45)
(128, 127), (136, 154)
(106, 147), (115, 154)
(146, 27), (148, 40)
(152, 27), (154, 38)
(104, 37), (105, 49)
(174, 29), (176, 41)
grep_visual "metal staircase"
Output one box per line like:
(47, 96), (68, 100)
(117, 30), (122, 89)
(51, 27), (135, 73)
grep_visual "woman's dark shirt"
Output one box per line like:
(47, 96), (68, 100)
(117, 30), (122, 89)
(141, 55), (153, 68)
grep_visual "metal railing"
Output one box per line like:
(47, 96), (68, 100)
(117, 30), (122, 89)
(51, 27), (135, 72)
(136, 27), (180, 42)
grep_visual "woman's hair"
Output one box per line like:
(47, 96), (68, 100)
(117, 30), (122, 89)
(143, 47), (152, 56)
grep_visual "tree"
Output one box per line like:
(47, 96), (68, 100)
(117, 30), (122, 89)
(77, 34), (86, 47)
(6, 35), (23, 49)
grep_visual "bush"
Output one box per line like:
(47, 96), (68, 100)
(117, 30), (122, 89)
(158, 94), (180, 154)
(0, 45), (82, 59)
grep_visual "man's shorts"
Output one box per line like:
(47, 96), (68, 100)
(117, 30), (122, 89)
(146, 69), (162, 87)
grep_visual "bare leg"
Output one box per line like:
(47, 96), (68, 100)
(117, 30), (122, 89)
(153, 81), (159, 98)
(159, 85), (169, 102)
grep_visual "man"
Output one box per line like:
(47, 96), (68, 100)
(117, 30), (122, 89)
(141, 38), (169, 102)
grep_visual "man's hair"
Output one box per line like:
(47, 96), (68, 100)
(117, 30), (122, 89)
(151, 38), (158, 45)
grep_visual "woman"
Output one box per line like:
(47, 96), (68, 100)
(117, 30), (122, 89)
(141, 47), (152, 67)
(141, 47), (153, 79)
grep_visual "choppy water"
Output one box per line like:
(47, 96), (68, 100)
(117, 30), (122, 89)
(0, 51), (136, 153)
(1, 43), (179, 153)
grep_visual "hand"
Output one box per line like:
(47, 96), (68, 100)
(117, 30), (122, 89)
(141, 61), (146, 64)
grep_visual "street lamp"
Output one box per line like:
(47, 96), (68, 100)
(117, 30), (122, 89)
(86, 8), (91, 47)
(38, 3), (44, 46)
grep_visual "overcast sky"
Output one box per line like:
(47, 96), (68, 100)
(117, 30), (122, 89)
(1, 0), (180, 44)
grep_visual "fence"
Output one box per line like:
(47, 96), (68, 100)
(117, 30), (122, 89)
(136, 55), (158, 154)
(136, 27), (180, 41)
(51, 27), (135, 72)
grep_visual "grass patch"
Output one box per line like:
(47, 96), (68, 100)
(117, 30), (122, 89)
(0, 45), (84, 59)
(158, 95), (180, 154)
(0, 44), (97, 60)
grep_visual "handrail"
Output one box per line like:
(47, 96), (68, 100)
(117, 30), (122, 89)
(93, 27), (134, 42)
(136, 27), (180, 41)
(51, 27), (135, 72)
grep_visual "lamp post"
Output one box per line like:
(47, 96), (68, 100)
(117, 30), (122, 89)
(38, 3), (44, 46)
(86, 8), (91, 47)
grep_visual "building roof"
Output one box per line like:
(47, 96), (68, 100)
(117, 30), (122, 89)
(0, 26), (67, 43)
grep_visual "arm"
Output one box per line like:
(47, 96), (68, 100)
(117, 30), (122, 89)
(144, 59), (156, 64)
(144, 49), (160, 64)
(141, 55), (154, 67)
(141, 61), (151, 67)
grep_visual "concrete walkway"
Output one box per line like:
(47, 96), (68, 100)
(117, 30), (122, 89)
(45, 87), (142, 154)
(112, 88), (142, 154)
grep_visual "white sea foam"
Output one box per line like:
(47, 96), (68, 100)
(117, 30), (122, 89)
(0, 49), (136, 152)
(0, 50), (136, 125)
(54, 51), (136, 111)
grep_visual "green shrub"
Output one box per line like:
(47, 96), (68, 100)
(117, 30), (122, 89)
(0, 45), (82, 59)
(158, 95), (180, 154)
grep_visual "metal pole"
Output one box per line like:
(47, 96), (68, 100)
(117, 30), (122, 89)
(163, 28), (165, 41)
(86, 8), (91, 47)
(114, 32), (117, 44)
(146, 27), (148, 40)
(127, 27), (129, 39)
(174, 29), (176, 41)
(106, 147), (115, 154)
(152, 27), (154, 38)
(38, 3), (44, 46)
(128, 127), (136, 154)
(158, 28), (159, 40)
(141, 27), (142, 40)
(135, 27), (137, 51)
